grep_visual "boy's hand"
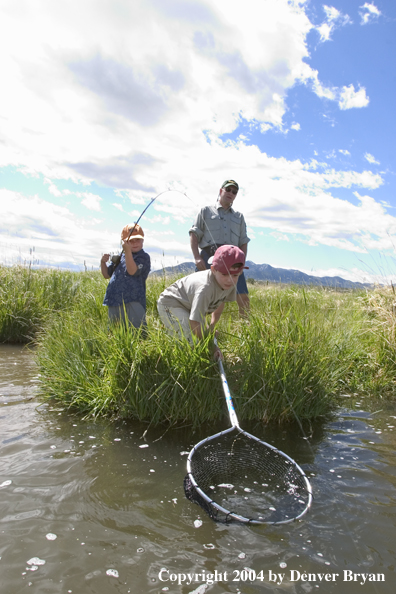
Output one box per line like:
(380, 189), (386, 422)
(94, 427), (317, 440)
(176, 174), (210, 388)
(101, 253), (110, 264)
(122, 240), (133, 253)
(213, 347), (223, 361)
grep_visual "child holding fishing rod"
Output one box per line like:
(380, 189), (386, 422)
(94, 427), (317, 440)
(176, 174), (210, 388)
(157, 245), (248, 360)
(101, 223), (151, 329)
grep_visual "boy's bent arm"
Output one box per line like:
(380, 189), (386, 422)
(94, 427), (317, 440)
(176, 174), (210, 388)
(190, 319), (223, 361)
(101, 254), (111, 279)
(209, 302), (225, 330)
(124, 248), (138, 276)
(189, 319), (204, 339)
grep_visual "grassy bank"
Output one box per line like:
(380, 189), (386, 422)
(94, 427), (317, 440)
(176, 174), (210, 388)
(2, 265), (396, 425)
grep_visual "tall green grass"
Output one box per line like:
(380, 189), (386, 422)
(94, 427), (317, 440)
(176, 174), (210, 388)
(0, 265), (107, 342)
(3, 264), (396, 424)
(222, 287), (379, 422)
(36, 312), (221, 425)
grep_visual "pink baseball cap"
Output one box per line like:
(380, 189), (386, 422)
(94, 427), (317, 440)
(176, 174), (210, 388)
(212, 245), (249, 275)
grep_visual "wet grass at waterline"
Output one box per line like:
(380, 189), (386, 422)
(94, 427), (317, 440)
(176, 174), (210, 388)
(27, 270), (396, 424)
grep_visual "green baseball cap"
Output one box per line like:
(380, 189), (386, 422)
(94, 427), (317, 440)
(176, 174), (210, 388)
(221, 179), (239, 190)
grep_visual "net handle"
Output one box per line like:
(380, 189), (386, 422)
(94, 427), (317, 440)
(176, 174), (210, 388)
(214, 338), (239, 428)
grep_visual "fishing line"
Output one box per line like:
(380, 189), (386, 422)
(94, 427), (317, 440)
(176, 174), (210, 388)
(111, 190), (173, 266)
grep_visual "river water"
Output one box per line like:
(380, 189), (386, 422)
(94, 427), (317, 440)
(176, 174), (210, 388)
(0, 344), (395, 594)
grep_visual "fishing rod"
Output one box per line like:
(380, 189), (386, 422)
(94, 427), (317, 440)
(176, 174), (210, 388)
(126, 195), (157, 240)
(111, 190), (166, 267)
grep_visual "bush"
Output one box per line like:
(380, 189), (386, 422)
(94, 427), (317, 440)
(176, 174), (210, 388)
(3, 265), (396, 424)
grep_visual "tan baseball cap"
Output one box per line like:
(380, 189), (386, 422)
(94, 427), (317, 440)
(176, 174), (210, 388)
(121, 223), (145, 240)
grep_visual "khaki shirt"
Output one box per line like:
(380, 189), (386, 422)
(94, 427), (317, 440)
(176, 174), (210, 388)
(157, 270), (236, 324)
(189, 201), (250, 249)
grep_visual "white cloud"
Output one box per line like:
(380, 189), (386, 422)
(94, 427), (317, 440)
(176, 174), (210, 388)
(297, 265), (387, 285)
(0, 189), (112, 268)
(0, 188), (190, 269)
(325, 150), (337, 160)
(113, 203), (125, 212)
(44, 179), (63, 197)
(0, 0), (390, 276)
(359, 3), (381, 25)
(147, 215), (172, 225)
(0, 0), (316, 174)
(0, 0), (365, 183)
(364, 152), (380, 165)
(317, 5), (352, 42)
(302, 66), (337, 101)
(79, 193), (103, 212)
(339, 149), (351, 156)
(271, 231), (290, 242)
(338, 84), (369, 110)
(0, 143), (394, 271)
(297, 63), (368, 111)
(317, 23), (332, 42)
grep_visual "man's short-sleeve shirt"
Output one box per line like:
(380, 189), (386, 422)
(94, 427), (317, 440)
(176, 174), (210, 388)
(189, 202), (250, 249)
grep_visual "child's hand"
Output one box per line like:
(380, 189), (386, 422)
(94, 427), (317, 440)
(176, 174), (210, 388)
(122, 240), (133, 252)
(213, 347), (223, 362)
(122, 239), (132, 251)
(101, 253), (110, 264)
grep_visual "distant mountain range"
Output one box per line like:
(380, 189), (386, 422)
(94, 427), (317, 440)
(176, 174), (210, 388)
(150, 260), (371, 289)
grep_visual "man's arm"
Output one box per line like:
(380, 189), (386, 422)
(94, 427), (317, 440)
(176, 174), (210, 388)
(238, 213), (250, 252)
(190, 232), (206, 272)
(239, 243), (248, 257)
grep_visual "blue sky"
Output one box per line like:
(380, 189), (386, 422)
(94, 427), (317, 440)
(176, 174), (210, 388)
(0, 0), (395, 283)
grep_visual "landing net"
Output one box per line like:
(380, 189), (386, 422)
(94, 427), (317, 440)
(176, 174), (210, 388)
(184, 426), (312, 525)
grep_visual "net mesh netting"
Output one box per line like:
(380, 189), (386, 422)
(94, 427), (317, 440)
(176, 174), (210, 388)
(184, 427), (312, 524)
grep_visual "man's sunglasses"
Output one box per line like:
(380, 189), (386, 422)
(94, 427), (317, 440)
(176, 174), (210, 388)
(224, 187), (238, 195)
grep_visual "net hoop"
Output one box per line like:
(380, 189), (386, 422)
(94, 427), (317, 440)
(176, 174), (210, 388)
(186, 425), (313, 525)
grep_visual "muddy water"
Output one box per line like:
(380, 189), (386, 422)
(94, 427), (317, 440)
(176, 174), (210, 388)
(0, 344), (395, 594)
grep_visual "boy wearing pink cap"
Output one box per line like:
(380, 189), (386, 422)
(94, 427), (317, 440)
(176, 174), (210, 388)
(157, 245), (248, 359)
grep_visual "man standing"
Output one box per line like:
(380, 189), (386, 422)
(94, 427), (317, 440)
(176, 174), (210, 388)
(189, 179), (250, 316)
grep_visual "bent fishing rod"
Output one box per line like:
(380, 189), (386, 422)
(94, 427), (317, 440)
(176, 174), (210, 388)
(111, 189), (178, 266)
(126, 195), (156, 240)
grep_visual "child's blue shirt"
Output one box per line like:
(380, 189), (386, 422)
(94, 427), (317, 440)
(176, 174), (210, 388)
(103, 249), (151, 309)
